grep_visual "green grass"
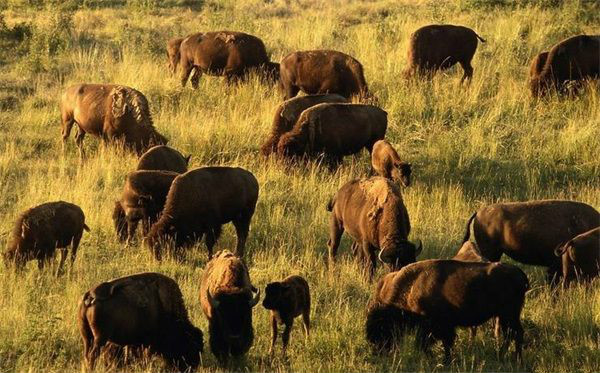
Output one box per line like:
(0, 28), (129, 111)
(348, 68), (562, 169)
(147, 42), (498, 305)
(0, 0), (599, 372)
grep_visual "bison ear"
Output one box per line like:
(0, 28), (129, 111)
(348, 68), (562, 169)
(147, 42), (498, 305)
(184, 155), (191, 164)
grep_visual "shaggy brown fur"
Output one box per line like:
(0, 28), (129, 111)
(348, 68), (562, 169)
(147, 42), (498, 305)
(277, 103), (387, 168)
(3, 201), (89, 275)
(137, 145), (189, 173)
(463, 200), (600, 286)
(167, 37), (185, 74)
(279, 50), (371, 100)
(262, 275), (311, 355)
(528, 51), (549, 86)
(60, 84), (167, 157)
(260, 94), (347, 157)
(366, 260), (528, 363)
(371, 140), (412, 187)
(404, 24), (486, 83)
(530, 34), (600, 96)
(453, 241), (488, 263)
(554, 227), (600, 286)
(145, 167), (259, 260)
(199, 250), (260, 363)
(78, 272), (203, 371)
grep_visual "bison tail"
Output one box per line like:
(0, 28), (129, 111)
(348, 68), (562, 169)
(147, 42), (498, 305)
(83, 224), (91, 232)
(326, 197), (335, 212)
(365, 302), (408, 351)
(462, 212), (477, 243)
(475, 33), (486, 43)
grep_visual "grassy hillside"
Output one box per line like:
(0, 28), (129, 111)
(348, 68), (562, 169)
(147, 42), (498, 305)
(0, 0), (599, 372)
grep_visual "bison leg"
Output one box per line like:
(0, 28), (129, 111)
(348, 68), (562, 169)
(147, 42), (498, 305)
(269, 313), (278, 356)
(302, 307), (310, 339)
(56, 248), (68, 277)
(439, 328), (456, 365)
(190, 67), (202, 89)
(61, 114), (75, 146)
(180, 60), (194, 88)
(281, 318), (294, 354)
(362, 242), (378, 281)
(498, 315), (524, 362)
(459, 61), (474, 84)
(282, 83), (300, 100)
(88, 337), (107, 370)
(233, 215), (251, 258)
(204, 226), (222, 259)
(75, 126), (86, 159)
(327, 215), (344, 267)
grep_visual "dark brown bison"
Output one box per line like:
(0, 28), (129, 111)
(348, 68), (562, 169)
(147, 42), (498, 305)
(327, 177), (421, 280)
(530, 34), (600, 96)
(277, 103), (387, 168)
(260, 94), (347, 157)
(200, 250), (260, 363)
(60, 84), (167, 157)
(78, 272), (203, 371)
(3, 201), (89, 275)
(371, 140), (412, 187)
(279, 50), (371, 100)
(404, 24), (486, 83)
(554, 226), (600, 286)
(366, 259), (528, 363)
(262, 275), (311, 355)
(176, 31), (279, 87)
(146, 167), (259, 260)
(463, 200), (600, 286)
(113, 170), (179, 243)
(137, 145), (189, 173)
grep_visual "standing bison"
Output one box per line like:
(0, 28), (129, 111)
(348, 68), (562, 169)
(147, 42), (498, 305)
(554, 226), (600, 286)
(200, 250), (260, 363)
(137, 145), (189, 173)
(530, 34), (600, 96)
(146, 167), (259, 260)
(78, 272), (203, 371)
(279, 50), (371, 100)
(404, 24), (486, 83)
(60, 84), (167, 157)
(371, 140), (412, 187)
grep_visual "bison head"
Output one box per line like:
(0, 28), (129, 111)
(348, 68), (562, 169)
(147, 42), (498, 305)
(112, 201), (128, 242)
(391, 162), (412, 188)
(262, 282), (289, 310)
(163, 320), (203, 371)
(166, 37), (183, 75)
(378, 239), (422, 271)
(206, 288), (260, 342)
(276, 133), (305, 159)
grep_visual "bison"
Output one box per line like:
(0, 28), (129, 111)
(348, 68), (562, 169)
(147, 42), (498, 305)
(530, 34), (600, 97)
(78, 272), (203, 371)
(404, 24), (486, 83)
(366, 259), (528, 363)
(371, 140), (412, 187)
(113, 170), (179, 243)
(137, 145), (189, 173)
(276, 103), (387, 168)
(3, 201), (89, 275)
(146, 167), (259, 260)
(462, 199), (600, 286)
(554, 226), (600, 286)
(528, 51), (549, 87)
(262, 275), (311, 355)
(200, 250), (260, 363)
(260, 94), (347, 157)
(327, 176), (421, 280)
(175, 31), (279, 88)
(279, 50), (371, 100)
(167, 37), (185, 74)
(61, 84), (167, 157)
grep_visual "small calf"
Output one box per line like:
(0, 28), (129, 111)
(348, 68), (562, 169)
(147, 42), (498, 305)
(555, 226), (600, 286)
(262, 275), (311, 355)
(371, 140), (412, 187)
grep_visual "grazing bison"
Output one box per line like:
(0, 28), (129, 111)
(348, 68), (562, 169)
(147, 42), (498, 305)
(113, 170), (179, 242)
(404, 24), (486, 83)
(137, 145), (189, 173)
(554, 227), (600, 286)
(78, 272), (203, 371)
(366, 259), (528, 363)
(327, 176), (421, 280)
(528, 51), (549, 86)
(146, 167), (259, 260)
(463, 200), (600, 286)
(3, 201), (89, 275)
(530, 34), (600, 96)
(200, 250), (260, 363)
(176, 31), (279, 88)
(61, 84), (167, 157)
(277, 103), (387, 168)
(261, 94), (347, 157)
(371, 140), (412, 187)
(262, 275), (311, 355)
(279, 50), (371, 100)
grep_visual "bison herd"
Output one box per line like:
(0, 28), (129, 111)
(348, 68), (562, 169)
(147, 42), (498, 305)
(2, 23), (600, 372)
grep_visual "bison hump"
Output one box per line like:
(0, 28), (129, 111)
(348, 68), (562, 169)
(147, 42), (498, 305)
(359, 178), (399, 220)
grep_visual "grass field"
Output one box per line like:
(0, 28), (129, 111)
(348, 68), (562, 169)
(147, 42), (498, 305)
(0, 0), (599, 372)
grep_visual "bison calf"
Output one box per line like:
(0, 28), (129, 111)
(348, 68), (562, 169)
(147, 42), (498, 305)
(371, 140), (412, 187)
(137, 145), (189, 173)
(555, 227), (600, 286)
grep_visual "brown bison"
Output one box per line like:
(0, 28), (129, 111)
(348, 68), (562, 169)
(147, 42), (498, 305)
(463, 199), (600, 286)
(137, 145), (189, 173)
(554, 226), (600, 286)
(327, 177), (421, 280)
(279, 50), (371, 100)
(260, 94), (347, 157)
(3, 201), (89, 275)
(78, 272), (203, 371)
(277, 103), (387, 168)
(146, 167), (259, 260)
(530, 34), (600, 96)
(371, 140), (412, 187)
(366, 259), (528, 363)
(167, 37), (185, 74)
(528, 51), (549, 86)
(60, 84), (167, 157)
(200, 250), (260, 363)
(404, 24), (486, 83)
(176, 31), (279, 87)
(113, 170), (179, 243)
(262, 275), (311, 355)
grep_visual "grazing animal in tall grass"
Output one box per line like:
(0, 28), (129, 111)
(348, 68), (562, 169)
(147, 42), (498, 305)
(554, 226), (600, 286)
(167, 37), (185, 74)
(371, 140), (412, 187)
(137, 145), (189, 173)
(528, 51), (549, 87)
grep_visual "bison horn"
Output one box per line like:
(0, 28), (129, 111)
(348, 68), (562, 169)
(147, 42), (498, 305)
(249, 288), (260, 308)
(415, 240), (423, 257)
(378, 248), (386, 263)
(206, 289), (219, 309)
(554, 242), (568, 257)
